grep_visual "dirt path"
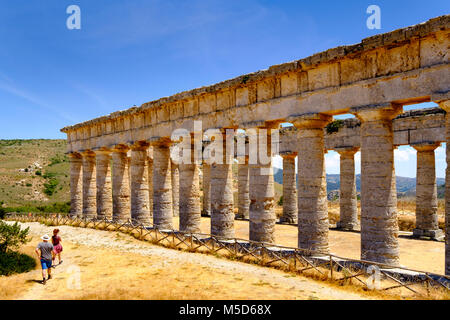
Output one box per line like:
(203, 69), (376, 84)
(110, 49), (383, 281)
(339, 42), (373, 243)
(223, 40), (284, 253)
(8, 222), (372, 300)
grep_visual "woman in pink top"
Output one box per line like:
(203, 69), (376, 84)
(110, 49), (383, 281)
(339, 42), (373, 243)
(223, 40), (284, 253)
(52, 229), (63, 265)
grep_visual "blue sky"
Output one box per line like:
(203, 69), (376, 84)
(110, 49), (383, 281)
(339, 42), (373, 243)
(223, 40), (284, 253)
(0, 1), (448, 177)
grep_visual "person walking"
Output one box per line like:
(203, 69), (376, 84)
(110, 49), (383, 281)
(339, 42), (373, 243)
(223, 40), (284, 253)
(52, 229), (63, 265)
(35, 234), (54, 285)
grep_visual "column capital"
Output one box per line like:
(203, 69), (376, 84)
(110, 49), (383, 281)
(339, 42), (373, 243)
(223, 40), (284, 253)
(92, 147), (112, 155)
(335, 146), (359, 157)
(350, 103), (403, 122)
(432, 91), (450, 111)
(150, 137), (172, 147)
(111, 144), (130, 153)
(80, 150), (96, 157)
(68, 152), (82, 159)
(287, 113), (332, 129)
(129, 140), (150, 151)
(411, 142), (441, 152)
(280, 151), (298, 159)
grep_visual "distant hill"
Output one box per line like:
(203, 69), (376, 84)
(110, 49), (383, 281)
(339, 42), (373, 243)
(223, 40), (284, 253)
(273, 167), (445, 198)
(0, 139), (70, 209)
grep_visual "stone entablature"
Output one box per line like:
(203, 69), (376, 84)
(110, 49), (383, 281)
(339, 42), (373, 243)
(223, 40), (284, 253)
(280, 107), (446, 152)
(61, 16), (449, 153)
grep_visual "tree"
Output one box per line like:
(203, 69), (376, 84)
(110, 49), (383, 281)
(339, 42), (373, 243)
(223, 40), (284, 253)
(0, 221), (30, 253)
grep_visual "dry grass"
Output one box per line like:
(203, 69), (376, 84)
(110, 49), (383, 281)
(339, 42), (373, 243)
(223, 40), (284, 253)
(2, 239), (364, 300)
(0, 244), (40, 299)
(3, 218), (448, 300)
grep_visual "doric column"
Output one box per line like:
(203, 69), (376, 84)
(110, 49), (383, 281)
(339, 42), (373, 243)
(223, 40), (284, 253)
(211, 129), (235, 238)
(178, 137), (202, 233)
(280, 152), (298, 224)
(352, 104), (402, 266)
(171, 161), (180, 217)
(112, 146), (131, 223)
(336, 147), (359, 231)
(69, 153), (83, 218)
(95, 149), (112, 220)
(436, 97), (450, 275)
(152, 139), (173, 230)
(81, 150), (97, 220)
(130, 142), (151, 225)
(290, 114), (332, 254)
(412, 142), (443, 240)
(249, 127), (277, 243)
(236, 157), (250, 219)
(202, 162), (211, 216)
(147, 155), (153, 220)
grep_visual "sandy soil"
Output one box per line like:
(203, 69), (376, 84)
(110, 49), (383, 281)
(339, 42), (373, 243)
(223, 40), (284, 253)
(3, 222), (372, 300)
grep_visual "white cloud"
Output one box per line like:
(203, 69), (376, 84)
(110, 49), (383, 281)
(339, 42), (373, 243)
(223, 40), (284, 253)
(325, 151), (340, 174)
(272, 155), (283, 169)
(394, 147), (416, 162)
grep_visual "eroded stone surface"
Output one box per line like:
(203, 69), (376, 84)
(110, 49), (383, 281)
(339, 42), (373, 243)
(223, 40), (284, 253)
(336, 147), (359, 231)
(130, 145), (151, 225)
(292, 114), (331, 255)
(152, 143), (173, 230)
(81, 151), (96, 220)
(69, 153), (83, 218)
(280, 153), (297, 224)
(353, 105), (402, 266)
(95, 150), (112, 220)
(412, 143), (442, 239)
(112, 147), (131, 223)
(236, 159), (250, 219)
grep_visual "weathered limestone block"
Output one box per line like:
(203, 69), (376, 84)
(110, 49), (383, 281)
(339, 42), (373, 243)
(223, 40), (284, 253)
(69, 153), (83, 218)
(291, 114), (331, 254)
(236, 158), (250, 219)
(130, 143), (151, 225)
(112, 146), (131, 223)
(81, 151), (97, 220)
(280, 152), (298, 224)
(412, 142), (443, 240)
(95, 149), (113, 220)
(171, 161), (180, 217)
(211, 131), (235, 238)
(336, 147), (359, 231)
(352, 104), (402, 266)
(179, 160), (201, 233)
(147, 156), (153, 219)
(249, 128), (276, 243)
(152, 141), (173, 230)
(436, 98), (450, 276)
(202, 163), (211, 216)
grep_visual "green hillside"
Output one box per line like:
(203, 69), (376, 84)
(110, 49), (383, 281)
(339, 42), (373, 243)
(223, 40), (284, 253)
(0, 139), (70, 212)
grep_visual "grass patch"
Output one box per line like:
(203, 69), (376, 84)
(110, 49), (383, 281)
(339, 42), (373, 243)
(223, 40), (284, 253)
(0, 251), (36, 276)
(4, 202), (70, 214)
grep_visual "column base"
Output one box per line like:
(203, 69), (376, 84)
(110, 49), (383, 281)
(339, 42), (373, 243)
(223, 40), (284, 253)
(412, 228), (444, 241)
(201, 210), (211, 217)
(336, 221), (360, 231)
(279, 216), (297, 224)
(235, 213), (249, 220)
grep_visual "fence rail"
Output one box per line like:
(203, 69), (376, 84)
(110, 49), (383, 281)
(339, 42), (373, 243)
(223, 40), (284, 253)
(4, 212), (449, 298)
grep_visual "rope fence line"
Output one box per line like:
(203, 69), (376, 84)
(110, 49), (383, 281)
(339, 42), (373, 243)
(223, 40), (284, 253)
(4, 212), (450, 298)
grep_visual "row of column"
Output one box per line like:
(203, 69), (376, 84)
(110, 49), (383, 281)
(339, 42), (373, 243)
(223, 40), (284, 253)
(69, 102), (449, 274)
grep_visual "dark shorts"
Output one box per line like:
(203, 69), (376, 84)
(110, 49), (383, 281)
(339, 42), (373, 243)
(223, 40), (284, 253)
(40, 259), (52, 270)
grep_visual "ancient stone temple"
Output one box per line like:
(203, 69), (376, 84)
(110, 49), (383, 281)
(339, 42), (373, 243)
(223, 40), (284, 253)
(61, 16), (450, 274)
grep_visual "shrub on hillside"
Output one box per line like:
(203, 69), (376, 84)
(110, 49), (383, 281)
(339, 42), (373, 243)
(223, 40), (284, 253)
(0, 250), (36, 276)
(0, 221), (30, 253)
